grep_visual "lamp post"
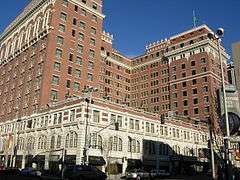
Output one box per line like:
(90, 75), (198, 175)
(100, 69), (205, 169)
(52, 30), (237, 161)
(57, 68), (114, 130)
(208, 28), (232, 180)
(82, 86), (98, 165)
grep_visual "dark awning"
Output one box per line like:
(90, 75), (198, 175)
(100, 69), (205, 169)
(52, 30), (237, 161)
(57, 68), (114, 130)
(32, 155), (45, 162)
(89, 156), (106, 166)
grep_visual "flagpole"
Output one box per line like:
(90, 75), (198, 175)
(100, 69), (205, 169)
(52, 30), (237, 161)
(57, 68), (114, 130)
(193, 10), (196, 28)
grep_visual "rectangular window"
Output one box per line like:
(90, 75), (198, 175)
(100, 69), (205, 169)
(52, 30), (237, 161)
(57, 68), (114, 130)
(66, 80), (71, 88)
(77, 44), (84, 54)
(193, 88), (198, 94)
(60, 12), (67, 21)
(89, 49), (95, 58)
(91, 27), (96, 35)
(79, 33), (84, 41)
(146, 122), (150, 132)
(55, 49), (63, 58)
(79, 21), (86, 29)
(93, 110), (100, 122)
(73, 18), (77, 25)
(54, 62), (61, 71)
(75, 69), (81, 78)
(70, 109), (76, 121)
(73, 82), (80, 92)
(81, 9), (87, 16)
(59, 24), (65, 32)
(193, 98), (198, 104)
(67, 66), (72, 75)
(194, 108), (199, 114)
(88, 61), (94, 69)
(204, 106), (210, 113)
(135, 120), (140, 130)
(91, 15), (97, 22)
(129, 119), (134, 129)
(72, 29), (76, 37)
(50, 90), (58, 101)
(88, 73), (93, 81)
(110, 114), (116, 124)
(76, 56), (82, 65)
(63, 0), (68, 6)
(204, 96), (209, 103)
(56, 36), (64, 45)
(92, 3), (97, 10)
(52, 76), (59, 85)
(117, 116), (123, 128)
(90, 38), (96, 46)
(151, 123), (155, 133)
(69, 53), (73, 61)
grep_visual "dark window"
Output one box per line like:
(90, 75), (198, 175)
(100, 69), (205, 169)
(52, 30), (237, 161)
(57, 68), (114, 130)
(66, 80), (71, 88)
(182, 64), (186, 69)
(180, 43), (184, 48)
(183, 100), (188, 106)
(69, 53), (73, 61)
(193, 98), (198, 104)
(73, 18), (77, 25)
(72, 30), (76, 37)
(182, 73), (186, 77)
(192, 79), (197, 85)
(74, 5), (78, 12)
(192, 70), (196, 75)
(182, 82), (187, 87)
(194, 108), (199, 114)
(68, 66), (72, 75)
(193, 89), (198, 94)
(184, 110), (188, 116)
(183, 91), (187, 96)
(191, 61), (195, 66)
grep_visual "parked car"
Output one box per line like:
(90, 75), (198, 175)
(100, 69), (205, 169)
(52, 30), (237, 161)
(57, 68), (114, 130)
(150, 169), (170, 178)
(126, 169), (150, 180)
(62, 165), (107, 180)
(21, 167), (42, 177)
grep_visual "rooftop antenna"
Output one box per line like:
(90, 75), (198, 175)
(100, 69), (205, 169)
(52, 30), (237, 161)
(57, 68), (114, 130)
(193, 10), (197, 28)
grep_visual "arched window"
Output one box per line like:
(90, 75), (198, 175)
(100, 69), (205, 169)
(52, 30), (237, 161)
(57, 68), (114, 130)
(65, 131), (77, 148)
(109, 136), (123, 152)
(50, 136), (55, 149)
(97, 135), (102, 149)
(128, 137), (140, 154)
(38, 135), (47, 150)
(118, 138), (122, 151)
(56, 135), (61, 148)
(18, 137), (25, 150)
(65, 134), (69, 148)
(136, 141), (140, 153)
(27, 136), (35, 150)
(90, 134), (102, 149)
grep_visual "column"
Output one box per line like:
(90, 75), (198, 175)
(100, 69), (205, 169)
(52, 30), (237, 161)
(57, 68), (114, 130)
(44, 153), (50, 170)
(21, 155), (26, 169)
(122, 158), (128, 174)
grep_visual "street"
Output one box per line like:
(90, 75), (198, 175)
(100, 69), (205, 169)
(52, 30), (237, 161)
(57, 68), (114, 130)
(0, 174), (213, 180)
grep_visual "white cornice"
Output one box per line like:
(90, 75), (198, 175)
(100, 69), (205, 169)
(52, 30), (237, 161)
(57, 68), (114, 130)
(170, 24), (213, 40)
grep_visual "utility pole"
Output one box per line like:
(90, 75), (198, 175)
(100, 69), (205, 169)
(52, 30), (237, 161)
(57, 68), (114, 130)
(208, 117), (216, 179)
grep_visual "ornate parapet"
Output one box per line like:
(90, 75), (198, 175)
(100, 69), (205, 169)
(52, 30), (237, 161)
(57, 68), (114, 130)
(102, 31), (113, 44)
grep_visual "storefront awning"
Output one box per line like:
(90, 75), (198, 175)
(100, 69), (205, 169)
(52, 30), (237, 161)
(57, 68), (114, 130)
(89, 156), (106, 166)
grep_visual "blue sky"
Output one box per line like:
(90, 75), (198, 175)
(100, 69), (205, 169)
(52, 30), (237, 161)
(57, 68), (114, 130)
(1, 0), (240, 58)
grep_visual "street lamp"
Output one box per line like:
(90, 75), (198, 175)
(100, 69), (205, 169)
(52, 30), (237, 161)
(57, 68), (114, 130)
(208, 28), (232, 180)
(82, 86), (98, 165)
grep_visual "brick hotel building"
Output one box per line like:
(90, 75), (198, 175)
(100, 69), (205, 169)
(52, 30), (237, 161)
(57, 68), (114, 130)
(0, 0), (230, 175)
